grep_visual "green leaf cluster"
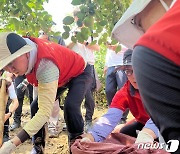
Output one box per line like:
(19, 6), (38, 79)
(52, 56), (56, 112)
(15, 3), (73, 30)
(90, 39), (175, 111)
(62, 0), (132, 44)
(0, 0), (54, 36)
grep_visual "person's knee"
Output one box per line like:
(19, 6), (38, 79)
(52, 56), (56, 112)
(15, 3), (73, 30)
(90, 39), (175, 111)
(120, 126), (137, 137)
(64, 100), (80, 112)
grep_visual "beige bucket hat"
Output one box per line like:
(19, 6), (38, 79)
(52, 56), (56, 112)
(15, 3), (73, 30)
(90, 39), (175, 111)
(0, 32), (32, 70)
(112, 0), (151, 49)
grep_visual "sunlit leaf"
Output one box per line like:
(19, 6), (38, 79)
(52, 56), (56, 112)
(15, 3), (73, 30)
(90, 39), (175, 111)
(62, 32), (69, 39)
(63, 16), (74, 25)
(71, 0), (82, 5)
(71, 36), (77, 43)
(91, 40), (97, 45)
(99, 20), (107, 26)
(76, 32), (84, 43)
(111, 39), (118, 45)
(115, 45), (122, 53)
(63, 26), (71, 32)
(83, 16), (94, 28)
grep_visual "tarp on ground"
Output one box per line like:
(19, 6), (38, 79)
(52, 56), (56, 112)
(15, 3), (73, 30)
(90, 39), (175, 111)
(71, 133), (169, 154)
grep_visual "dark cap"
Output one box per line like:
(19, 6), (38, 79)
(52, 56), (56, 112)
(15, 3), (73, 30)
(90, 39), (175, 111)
(0, 32), (32, 70)
(114, 49), (133, 72)
(123, 49), (133, 66)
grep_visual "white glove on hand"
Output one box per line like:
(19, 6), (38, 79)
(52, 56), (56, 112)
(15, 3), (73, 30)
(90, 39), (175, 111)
(80, 137), (92, 143)
(80, 133), (94, 143)
(0, 140), (16, 154)
(135, 131), (154, 143)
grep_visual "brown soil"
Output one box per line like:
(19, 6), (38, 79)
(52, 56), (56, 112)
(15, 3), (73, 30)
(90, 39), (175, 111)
(10, 103), (133, 154)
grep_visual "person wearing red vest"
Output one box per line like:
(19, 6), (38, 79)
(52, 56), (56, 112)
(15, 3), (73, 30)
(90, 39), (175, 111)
(80, 49), (159, 145)
(112, 0), (180, 153)
(0, 32), (93, 153)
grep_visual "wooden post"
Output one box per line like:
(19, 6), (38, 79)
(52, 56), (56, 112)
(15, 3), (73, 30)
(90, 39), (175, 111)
(0, 80), (7, 147)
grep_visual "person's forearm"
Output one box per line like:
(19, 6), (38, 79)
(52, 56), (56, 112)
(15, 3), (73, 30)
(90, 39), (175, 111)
(13, 130), (29, 145)
(67, 42), (75, 49)
(88, 108), (123, 142)
(104, 66), (108, 75)
(135, 119), (159, 144)
(144, 118), (159, 138)
(9, 99), (19, 113)
(86, 44), (100, 51)
(23, 81), (58, 137)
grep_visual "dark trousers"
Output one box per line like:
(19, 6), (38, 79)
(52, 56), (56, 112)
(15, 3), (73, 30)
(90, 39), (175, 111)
(31, 97), (46, 147)
(13, 76), (33, 124)
(31, 64), (93, 145)
(4, 99), (11, 136)
(120, 121), (144, 137)
(133, 46), (180, 153)
(84, 65), (96, 122)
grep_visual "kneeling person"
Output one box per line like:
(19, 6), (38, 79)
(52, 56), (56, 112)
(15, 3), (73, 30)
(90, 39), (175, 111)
(82, 49), (158, 143)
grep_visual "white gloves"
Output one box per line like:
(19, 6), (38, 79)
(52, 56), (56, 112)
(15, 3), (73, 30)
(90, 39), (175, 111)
(0, 140), (16, 154)
(135, 131), (154, 143)
(80, 133), (95, 143)
(80, 137), (92, 142)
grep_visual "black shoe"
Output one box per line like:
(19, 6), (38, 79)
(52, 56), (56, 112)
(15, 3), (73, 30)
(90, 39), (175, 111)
(31, 145), (44, 154)
(3, 133), (10, 143)
(30, 137), (45, 154)
(9, 122), (20, 131)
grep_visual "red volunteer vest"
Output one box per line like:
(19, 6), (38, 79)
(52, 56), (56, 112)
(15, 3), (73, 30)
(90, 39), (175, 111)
(110, 81), (149, 124)
(135, 0), (180, 65)
(26, 37), (85, 87)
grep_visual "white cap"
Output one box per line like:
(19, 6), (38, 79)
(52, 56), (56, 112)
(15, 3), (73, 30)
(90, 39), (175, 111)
(112, 0), (151, 49)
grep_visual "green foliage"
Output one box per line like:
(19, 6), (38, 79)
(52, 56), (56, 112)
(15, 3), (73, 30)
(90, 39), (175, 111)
(115, 44), (122, 52)
(71, 0), (85, 5)
(63, 16), (74, 25)
(62, 0), (132, 44)
(0, 0), (53, 36)
(94, 45), (107, 106)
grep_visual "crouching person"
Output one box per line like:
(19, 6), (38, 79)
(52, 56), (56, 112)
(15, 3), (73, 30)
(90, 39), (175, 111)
(81, 49), (159, 144)
(0, 32), (92, 154)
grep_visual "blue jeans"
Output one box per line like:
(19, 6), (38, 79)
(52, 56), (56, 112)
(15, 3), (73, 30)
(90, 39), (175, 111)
(105, 66), (129, 121)
(105, 66), (127, 105)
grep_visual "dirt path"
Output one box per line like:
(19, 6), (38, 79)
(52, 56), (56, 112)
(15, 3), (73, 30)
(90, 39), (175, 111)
(10, 103), (108, 154)
(10, 102), (133, 154)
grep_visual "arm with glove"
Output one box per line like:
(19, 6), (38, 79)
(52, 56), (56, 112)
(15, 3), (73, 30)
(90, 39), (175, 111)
(135, 118), (159, 143)
(81, 108), (123, 142)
